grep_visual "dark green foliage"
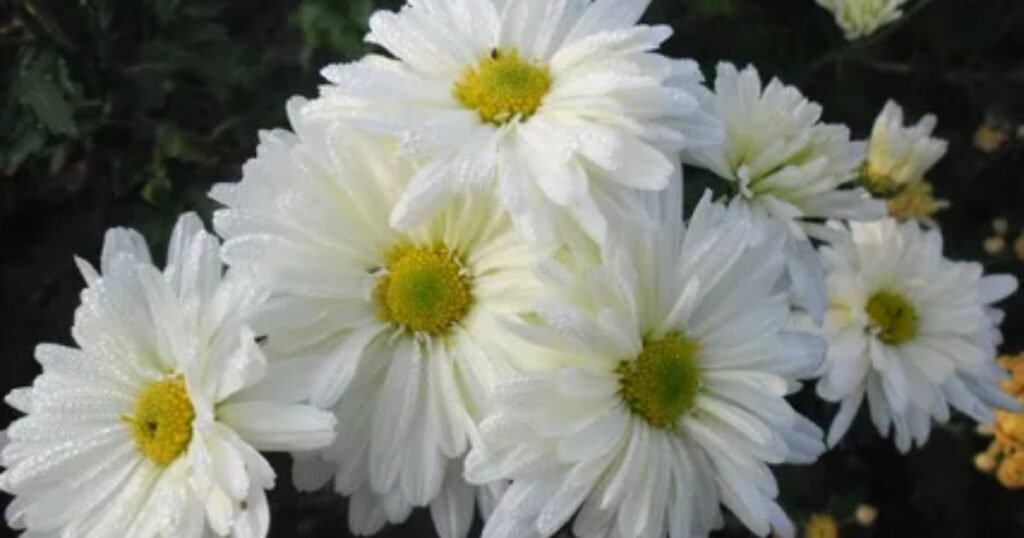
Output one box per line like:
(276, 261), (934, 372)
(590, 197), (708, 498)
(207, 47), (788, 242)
(688, 0), (738, 18)
(1, 1), (1023, 537)
(293, 0), (377, 66)
(0, 0), (375, 243)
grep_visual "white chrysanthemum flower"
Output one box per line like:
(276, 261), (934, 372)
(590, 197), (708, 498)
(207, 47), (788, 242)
(211, 99), (539, 538)
(684, 62), (884, 242)
(683, 62), (885, 320)
(815, 0), (908, 40)
(0, 215), (336, 538)
(863, 100), (948, 197)
(464, 187), (827, 538)
(817, 218), (1020, 452)
(304, 0), (723, 248)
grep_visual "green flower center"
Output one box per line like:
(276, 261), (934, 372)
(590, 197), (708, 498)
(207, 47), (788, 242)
(454, 49), (551, 125)
(866, 290), (919, 345)
(125, 375), (195, 465)
(617, 332), (701, 429)
(376, 245), (472, 335)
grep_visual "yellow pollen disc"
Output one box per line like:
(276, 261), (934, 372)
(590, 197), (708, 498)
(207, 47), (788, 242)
(617, 332), (701, 429)
(804, 514), (839, 538)
(376, 245), (472, 335)
(454, 49), (551, 125)
(124, 375), (195, 465)
(866, 290), (919, 346)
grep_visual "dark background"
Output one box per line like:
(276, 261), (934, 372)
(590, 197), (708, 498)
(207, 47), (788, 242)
(2, 0), (1022, 536)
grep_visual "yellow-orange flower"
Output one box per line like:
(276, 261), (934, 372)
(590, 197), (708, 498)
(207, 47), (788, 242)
(855, 504), (878, 527)
(975, 353), (1024, 489)
(804, 513), (839, 538)
(974, 124), (1010, 154)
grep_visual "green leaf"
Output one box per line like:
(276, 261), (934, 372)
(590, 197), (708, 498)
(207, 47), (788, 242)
(155, 124), (215, 165)
(292, 0), (376, 64)
(141, 167), (173, 206)
(1, 123), (48, 176)
(16, 56), (78, 136)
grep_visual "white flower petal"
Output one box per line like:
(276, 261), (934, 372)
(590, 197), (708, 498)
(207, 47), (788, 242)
(370, 341), (423, 493)
(565, 0), (652, 44)
(979, 274), (1018, 304)
(826, 389), (865, 447)
(218, 401), (336, 453)
(429, 463), (476, 538)
(310, 323), (386, 409)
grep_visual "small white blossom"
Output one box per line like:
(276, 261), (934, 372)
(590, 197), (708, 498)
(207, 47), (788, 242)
(816, 0), (909, 40)
(212, 99), (541, 538)
(306, 0), (723, 248)
(863, 100), (948, 196)
(817, 219), (1019, 452)
(466, 186), (826, 538)
(1, 215), (336, 537)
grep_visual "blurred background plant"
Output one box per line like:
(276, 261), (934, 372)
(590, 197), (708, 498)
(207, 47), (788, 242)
(1, 0), (1022, 536)
(0, 0), (396, 237)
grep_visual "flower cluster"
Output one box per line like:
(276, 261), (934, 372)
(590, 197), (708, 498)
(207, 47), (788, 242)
(975, 354), (1024, 489)
(1, 1), (1018, 538)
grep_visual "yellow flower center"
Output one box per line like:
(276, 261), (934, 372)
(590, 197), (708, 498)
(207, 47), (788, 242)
(866, 290), (918, 345)
(862, 161), (905, 197)
(376, 245), (472, 335)
(125, 375), (195, 465)
(804, 514), (839, 538)
(617, 333), (701, 429)
(454, 49), (551, 125)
